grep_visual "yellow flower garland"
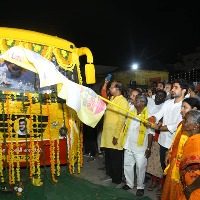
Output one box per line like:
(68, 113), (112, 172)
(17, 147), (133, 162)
(0, 90), (84, 187)
(46, 98), (58, 182)
(0, 142), (4, 183)
(13, 92), (21, 182)
(26, 92), (35, 178)
(53, 98), (60, 177)
(34, 111), (41, 179)
(5, 91), (15, 184)
(79, 122), (84, 172)
(0, 91), (6, 183)
(68, 116), (73, 174)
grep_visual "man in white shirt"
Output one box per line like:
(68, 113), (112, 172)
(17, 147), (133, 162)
(146, 90), (167, 194)
(121, 93), (154, 196)
(148, 79), (188, 171)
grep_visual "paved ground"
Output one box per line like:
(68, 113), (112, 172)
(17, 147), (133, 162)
(76, 155), (160, 200)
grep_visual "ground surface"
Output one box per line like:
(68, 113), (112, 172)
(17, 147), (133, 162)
(77, 155), (159, 200)
(0, 155), (159, 199)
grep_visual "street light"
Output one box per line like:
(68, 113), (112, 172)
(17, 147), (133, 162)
(132, 63), (138, 70)
(130, 63), (138, 87)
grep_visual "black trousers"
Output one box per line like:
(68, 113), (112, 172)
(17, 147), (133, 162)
(83, 124), (97, 157)
(104, 148), (123, 184)
(159, 145), (168, 172)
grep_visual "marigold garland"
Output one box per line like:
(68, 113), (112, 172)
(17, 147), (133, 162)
(63, 105), (73, 173)
(56, 137), (60, 177)
(77, 122), (81, 173)
(67, 117), (73, 174)
(38, 93), (47, 171)
(5, 91), (15, 185)
(0, 27), (87, 187)
(61, 103), (69, 164)
(53, 49), (74, 71)
(70, 114), (77, 174)
(1, 39), (18, 52)
(0, 29), (87, 183)
(13, 92), (21, 182)
(78, 121), (84, 172)
(26, 92), (35, 178)
(0, 91), (5, 182)
(0, 143), (3, 182)
(20, 92), (30, 175)
(34, 113), (41, 179)
(15, 136), (21, 182)
(0, 90), (7, 183)
(35, 142), (41, 179)
(46, 97), (57, 183)
(0, 90), (84, 188)
(0, 39), (77, 72)
(53, 98), (60, 177)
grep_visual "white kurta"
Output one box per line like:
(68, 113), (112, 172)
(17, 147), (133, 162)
(153, 98), (183, 149)
(123, 115), (154, 152)
(123, 110), (154, 189)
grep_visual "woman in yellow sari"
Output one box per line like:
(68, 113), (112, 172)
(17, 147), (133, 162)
(161, 98), (200, 200)
(178, 110), (200, 200)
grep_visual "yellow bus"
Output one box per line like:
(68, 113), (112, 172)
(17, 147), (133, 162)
(0, 27), (96, 184)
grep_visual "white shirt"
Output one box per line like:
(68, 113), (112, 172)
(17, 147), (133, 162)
(147, 97), (156, 116)
(185, 93), (190, 98)
(123, 109), (154, 153)
(17, 130), (27, 136)
(153, 98), (183, 149)
(147, 98), (164, 116)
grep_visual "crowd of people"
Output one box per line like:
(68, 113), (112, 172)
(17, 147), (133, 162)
(82, 78), (200, 200)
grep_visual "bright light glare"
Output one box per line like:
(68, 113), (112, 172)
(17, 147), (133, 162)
(132, 64), (138, 70)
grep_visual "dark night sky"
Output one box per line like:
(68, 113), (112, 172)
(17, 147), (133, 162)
(1, 1), (200, 70)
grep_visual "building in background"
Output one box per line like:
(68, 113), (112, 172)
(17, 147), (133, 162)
(111, 69), (169, 90)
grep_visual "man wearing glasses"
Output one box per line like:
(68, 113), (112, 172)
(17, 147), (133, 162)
(100, 81), (129, 186)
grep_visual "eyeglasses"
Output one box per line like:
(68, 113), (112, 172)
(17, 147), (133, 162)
(109, 86), (116, 89)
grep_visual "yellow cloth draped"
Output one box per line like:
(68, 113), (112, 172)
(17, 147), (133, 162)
(164, 124), (189, 182)
(178, 134), (200, 200)
(162, 123), (189, 200)
(122, 107), (148, 147)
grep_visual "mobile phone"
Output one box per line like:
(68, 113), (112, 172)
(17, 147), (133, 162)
(106, 74), (112, 81)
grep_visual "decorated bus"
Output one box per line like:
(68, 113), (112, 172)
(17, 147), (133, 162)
(0, 27), (99, 186)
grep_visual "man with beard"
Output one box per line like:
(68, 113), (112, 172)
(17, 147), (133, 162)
(146, 90), (167, 195)
(148, 79), (188, 194)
